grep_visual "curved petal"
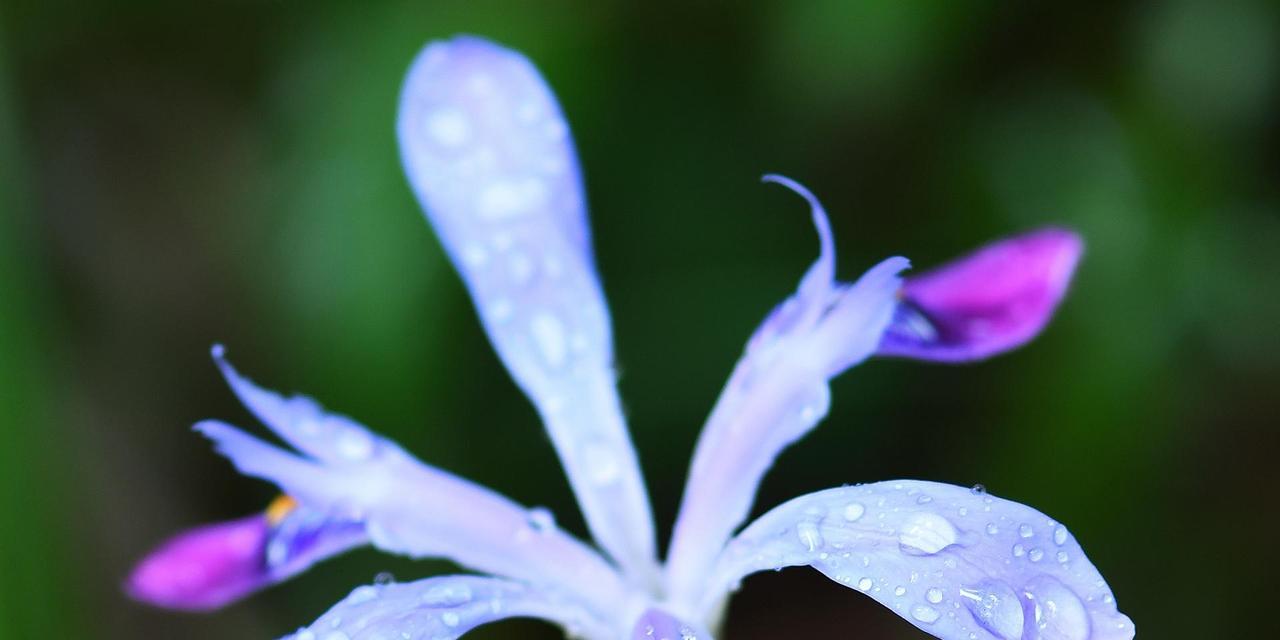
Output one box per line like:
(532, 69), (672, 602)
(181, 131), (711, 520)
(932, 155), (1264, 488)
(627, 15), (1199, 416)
(281, 575), (613, 640)
(629, 608), (714, 640)
(878, 228), (1083, 362)
(397, 35), (656, 582)
(666, 178), (907, 601)
(195, 350), (629, 615)
(703, 481), (1134, 640)
(127, 499), (366, 611)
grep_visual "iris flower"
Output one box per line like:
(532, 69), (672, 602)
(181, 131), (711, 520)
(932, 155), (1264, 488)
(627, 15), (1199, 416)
(128, 36), (1134, 640)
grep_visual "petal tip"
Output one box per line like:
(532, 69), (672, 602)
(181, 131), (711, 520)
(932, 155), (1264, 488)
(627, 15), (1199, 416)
(126, 515), (271, 612)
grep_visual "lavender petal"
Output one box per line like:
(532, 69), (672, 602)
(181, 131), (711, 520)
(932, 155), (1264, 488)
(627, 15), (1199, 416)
(666, 178), (907, 602)
(704, 481), (1134, 640)
(397, 35), (656, 582)
(281, 574), (612, 640)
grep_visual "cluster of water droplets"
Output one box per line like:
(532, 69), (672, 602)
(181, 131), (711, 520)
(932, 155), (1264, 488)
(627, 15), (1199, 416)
(715, 481), (1130, 640)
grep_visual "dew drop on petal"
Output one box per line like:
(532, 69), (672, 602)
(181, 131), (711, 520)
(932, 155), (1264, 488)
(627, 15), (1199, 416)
(842, 502), (866, 522)
(527, 507), (555, 533)
(899, 512), (959, 556)
(911, 604), (941, 624)
(1054, 525), (1069, 546)
(986, 523), (1000, 536)
(926, 587), (944, 604)
(857, 577), (873, 591)
(1018, 523), (1034, 539)
(959, 579), (1024, 639)
(440, 611), (461, 628)
(797, 521), (823, 552)
(1023, 575), (1090, 640)
(1029, 548), (1044, 563)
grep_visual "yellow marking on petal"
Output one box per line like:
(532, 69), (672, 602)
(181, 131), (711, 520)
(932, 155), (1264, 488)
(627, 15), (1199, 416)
(265, 494), (298, 525)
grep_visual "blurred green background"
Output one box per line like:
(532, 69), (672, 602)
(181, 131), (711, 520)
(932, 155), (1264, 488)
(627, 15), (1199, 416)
(2, 1), (1278, 638)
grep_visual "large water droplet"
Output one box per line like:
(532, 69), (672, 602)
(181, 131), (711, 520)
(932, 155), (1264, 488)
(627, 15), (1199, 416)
(421, 584), (473, 607)
(899, 512), (959, 555)
(911, 604), (941, 624)
(857, 577), (873, 591)
(527, 507), (555, 533)
(842, 502), (865, 522)
(959, 579), (1025, 639)
(1023, 575), (1090, 640)
(797, 521), (823, 552)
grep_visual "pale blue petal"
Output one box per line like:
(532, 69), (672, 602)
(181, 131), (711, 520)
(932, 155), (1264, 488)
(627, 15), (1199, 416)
(281, 575), (612, 640)
(198, 354), (630, 615)
(629, 608), (714, 640)
(666, 178), (908, 602)
(397, 35), (656, 582)
(701, 481), (1134, 640)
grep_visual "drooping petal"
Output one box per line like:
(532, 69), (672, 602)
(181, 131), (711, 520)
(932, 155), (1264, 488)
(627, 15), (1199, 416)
(666, 179), (908, 601)
(877, 228), (1083, 362)
(281, 575), (613, 640)
(629, 608), (714, 640)
(196, 351), (630, 616)
(397, 35), (656, 582)
(126, 499), (365, 611)
(702, 481), (1134, 640)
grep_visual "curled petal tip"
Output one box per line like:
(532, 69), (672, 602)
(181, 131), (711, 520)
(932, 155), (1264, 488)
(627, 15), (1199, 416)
(210, 343), (225, 360)
(126, 515), (271, 611)
(878, 227), (1084, 363)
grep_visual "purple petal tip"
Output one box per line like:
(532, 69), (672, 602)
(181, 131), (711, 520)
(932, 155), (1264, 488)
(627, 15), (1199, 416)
(126, 515), (270, 611)
(878, 227), (1083, 362)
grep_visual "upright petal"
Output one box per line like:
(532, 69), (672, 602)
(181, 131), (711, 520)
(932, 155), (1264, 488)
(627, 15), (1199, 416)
(878, 228), (1083, 362)
(127, 498), (366, 611)
(282, 575), (614, 640)
(196, 351), (630, 616)
(666, 178), (907, 602)
(701, 481), (1134, 640)
(397, 35), (656, 582)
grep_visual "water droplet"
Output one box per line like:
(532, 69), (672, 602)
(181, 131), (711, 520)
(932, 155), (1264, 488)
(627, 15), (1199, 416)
(959, 579), (1024, 639)
(797, 521), (824, 552)
(986, 523), (1000, 536)
(527, 507), (555, 533)
(1056, 550), (1070, 564)
(842, 502), (865, 522)
(1019, 523), (1034, 539)
(894, 586), (907, 597)
(347, 586), (378, 604)
(1012, 543), (1025, 557)
(1054, 525), (1069, 546)
(1023, 575), (1090, 640)
(917, 495), (933, 504)
(530, 312), (568, 368)
(440, 611), (461, 628)
(374, 572), (395, 586)
(582, 441), (621, 485)
(421, 584), (473, 607)
(899, 512), (959, 555)
(425, 108), (469, 148)
(970, 484), (987, 495)
(1029, 548), (1044, 562)
(478, 178), (547, 219)
(926, 588), (944, 604)
(911, 604), (941, 624)
(857, 577), (873, 591)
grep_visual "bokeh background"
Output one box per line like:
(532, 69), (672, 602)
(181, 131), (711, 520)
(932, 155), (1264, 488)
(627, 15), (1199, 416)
(2, 1), (1278, 638)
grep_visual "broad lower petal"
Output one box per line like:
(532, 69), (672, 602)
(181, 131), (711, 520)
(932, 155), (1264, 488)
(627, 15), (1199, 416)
(282, 575), (613, 640)
(878, 228), (1083, 362)
(194, 352), (629, 615)
(666, 178), (907, 601)
(703, 481), (1134, 640)
(397, 35), (656, 582)
(126, 500), (365, 611)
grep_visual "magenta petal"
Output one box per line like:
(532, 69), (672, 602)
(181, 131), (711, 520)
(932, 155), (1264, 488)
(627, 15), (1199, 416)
(878, 227), (1083, 362)
(126, 514), (271, 611)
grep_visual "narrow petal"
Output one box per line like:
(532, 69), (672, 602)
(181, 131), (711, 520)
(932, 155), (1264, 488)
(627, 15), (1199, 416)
(195, 352), (630, 615)
(281, 575), (613, 640)
(629, 608), (714, 640)
(398, 35), (656, 581)
(702, 481), (1134, 640)
(666, 179), (907, 601)
(126, 499), (365, 611)
(878, 228), (1083, 362)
